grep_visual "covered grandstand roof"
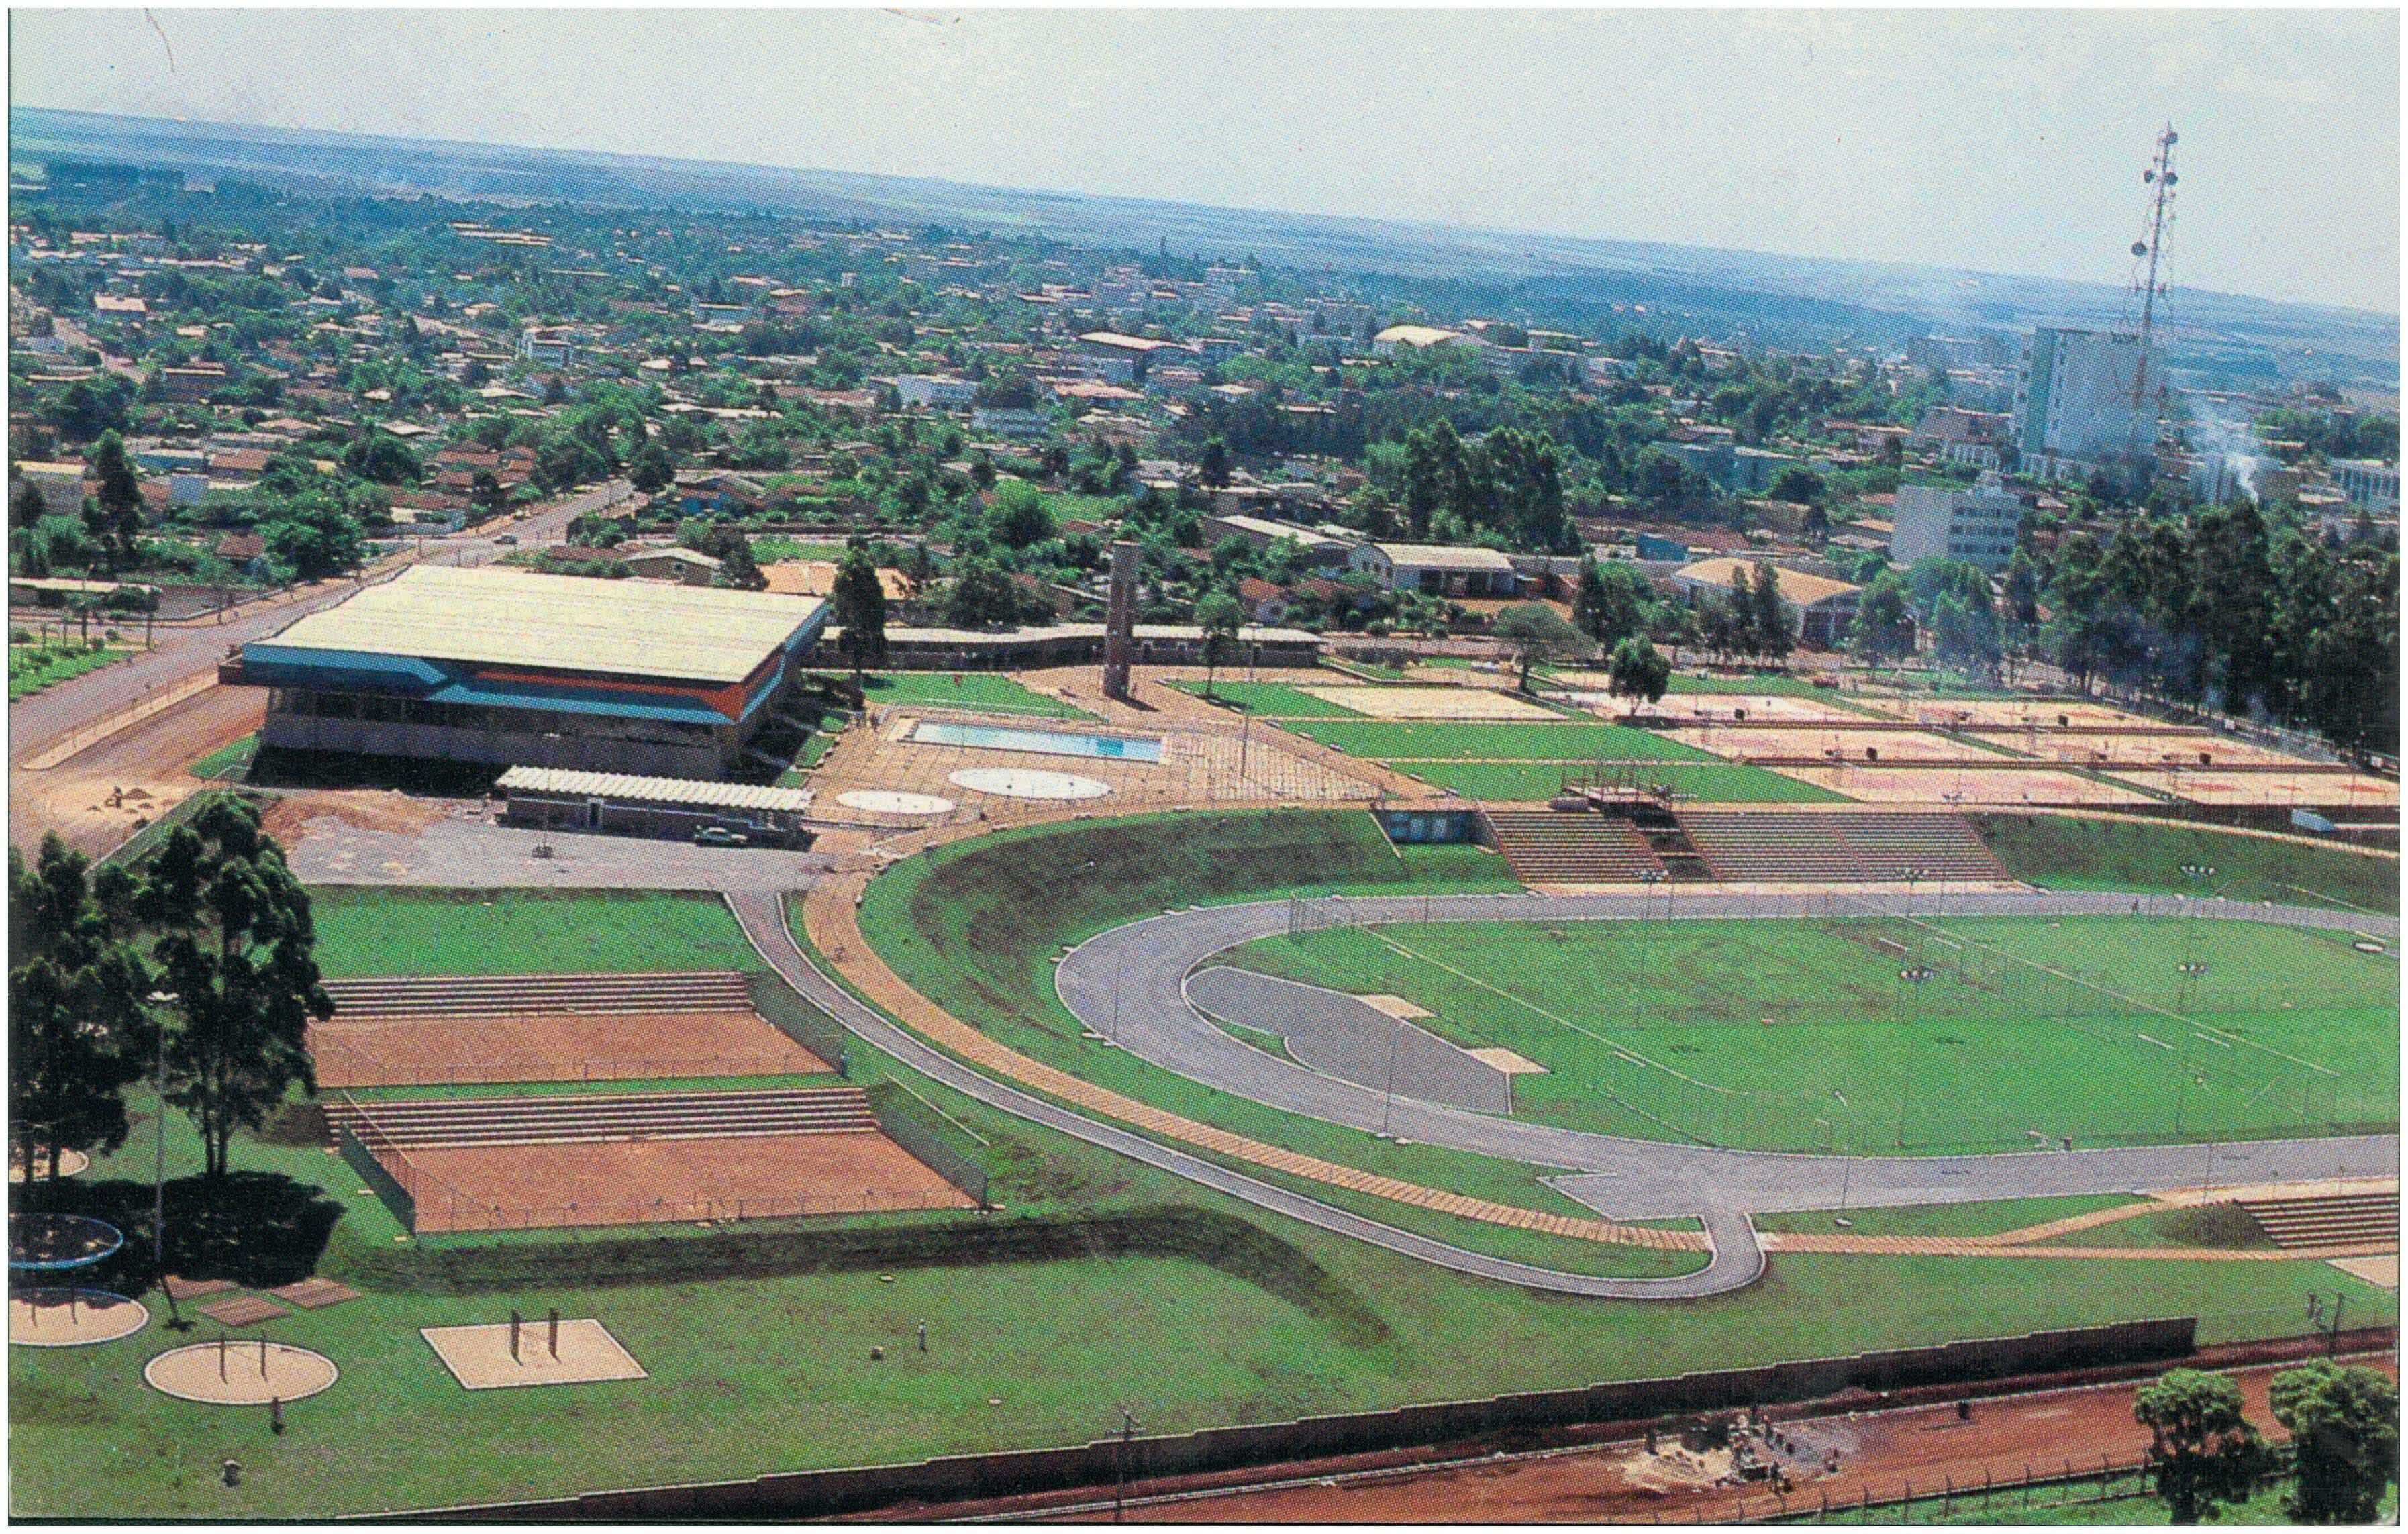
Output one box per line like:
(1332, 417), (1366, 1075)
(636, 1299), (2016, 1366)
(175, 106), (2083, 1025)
(495, 766), (814, 815)
(259, 564), (828, 685)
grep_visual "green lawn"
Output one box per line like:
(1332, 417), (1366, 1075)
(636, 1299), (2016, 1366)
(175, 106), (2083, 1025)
(1972, 813), (2399, 915)
(309, 888), (763, 978)
(750, 537), (859, 562)
(1752, 1194), (2142, 1238)
(1221, 914), (2397, 1153)
(8, 642), (128, 699)
(1666, 672), (1833, 698)
(1170, 680), (1362, 717)
(861, 671), (1095, 720)
(186, 733), (259, 780)
(1276, 719), (1717, 762)
(1386, 758), (1849, 803)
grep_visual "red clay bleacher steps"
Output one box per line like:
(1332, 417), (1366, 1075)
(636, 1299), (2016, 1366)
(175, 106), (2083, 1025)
(328, 1086), (877, 1150)
(1674, 810), (2011, 884)
(2235, 1192), (2400, 1251)
(1482, 809), (1668, 885)
(321, 970), (753, 1020)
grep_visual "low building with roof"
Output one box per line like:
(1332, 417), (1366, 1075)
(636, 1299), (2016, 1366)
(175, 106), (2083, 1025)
(1670, 556), (1862, 649)
(228, 564), (828, 778)
(1346, 541), (1520, 598)
(494, 766), (815, 846)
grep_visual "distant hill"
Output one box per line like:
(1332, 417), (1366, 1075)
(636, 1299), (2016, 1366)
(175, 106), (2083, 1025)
(11, 105), (2395, 390)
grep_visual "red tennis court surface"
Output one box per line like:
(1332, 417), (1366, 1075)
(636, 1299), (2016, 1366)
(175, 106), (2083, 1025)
(400, 1131), (973, 1233)
(309, 1009), (827, 1089)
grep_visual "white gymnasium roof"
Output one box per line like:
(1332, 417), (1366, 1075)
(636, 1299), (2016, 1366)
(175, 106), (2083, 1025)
(262, 564), (826, 685)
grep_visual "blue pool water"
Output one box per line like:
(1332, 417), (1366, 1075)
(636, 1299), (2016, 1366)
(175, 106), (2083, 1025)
(912, 720), (1164, 762)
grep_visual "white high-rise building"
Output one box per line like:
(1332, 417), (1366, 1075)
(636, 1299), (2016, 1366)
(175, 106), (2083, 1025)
(2011, 327), (2157, 481)
(1891, 474), (2029, 573)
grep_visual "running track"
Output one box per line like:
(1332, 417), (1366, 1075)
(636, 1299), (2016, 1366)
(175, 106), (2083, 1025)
(732, 886), (2393, 1300)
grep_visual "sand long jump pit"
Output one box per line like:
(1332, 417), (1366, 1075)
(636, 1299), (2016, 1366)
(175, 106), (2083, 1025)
(347, 1087), (976, 1234)
(310, 972), (828, 1089)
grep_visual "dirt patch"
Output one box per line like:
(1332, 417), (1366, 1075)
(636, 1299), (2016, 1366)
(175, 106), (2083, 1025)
(309, 1009), (827, 1089)
(260, 789), (449, 842)
(396, 1131), (974, 1233)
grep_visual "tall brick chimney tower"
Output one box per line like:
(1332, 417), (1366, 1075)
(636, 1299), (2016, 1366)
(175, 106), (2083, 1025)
(1101, 540), (1139, 699)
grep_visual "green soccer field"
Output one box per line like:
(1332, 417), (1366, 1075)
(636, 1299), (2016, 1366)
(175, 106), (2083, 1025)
(858, 671), (1096, 719)
(1223, 914), (2399, 1153)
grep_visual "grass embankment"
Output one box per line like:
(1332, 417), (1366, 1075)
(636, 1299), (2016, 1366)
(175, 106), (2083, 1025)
(1972, 813), (2398, 915)
(186, 733), (259, 780)
(848, 809), (1627, 1221)
(1752, 1195), (2142, 1239)
(861, 670), (1094, 720)
(1221, 914), (2396, 1152)
(9, 640), (128, 699)
(309, 888), (764, 978)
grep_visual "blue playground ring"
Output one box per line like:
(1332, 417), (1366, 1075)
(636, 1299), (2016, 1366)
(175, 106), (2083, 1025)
(8, 1213), (125, 1273)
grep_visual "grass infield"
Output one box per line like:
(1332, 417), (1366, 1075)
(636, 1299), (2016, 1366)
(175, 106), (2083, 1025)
(1274, 719), (1718, 762)
(1222, 913), (2396, 1153)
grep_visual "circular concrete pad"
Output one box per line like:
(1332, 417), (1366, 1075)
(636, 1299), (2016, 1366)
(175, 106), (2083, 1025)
(9, 1149), (89, 1184)
(836, 789), (956, 817)
(948, 767), (1109, 801)
(146, 1341), (339, 1405)
(10, 1288), (147, 1347)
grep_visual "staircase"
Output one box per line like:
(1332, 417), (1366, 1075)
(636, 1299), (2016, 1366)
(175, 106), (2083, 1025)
(1625, 802), (1714, 881)
(2234, 1191), (2399, 1251)
(329, 1085), (878, 1151)
(1483, 808), (1666, 884)
(323, 970), (756, 1020)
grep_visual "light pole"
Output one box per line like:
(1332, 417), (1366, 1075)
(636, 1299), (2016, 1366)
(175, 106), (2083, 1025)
(1630, 868), (1666, 1035)
(2176, 864), (2215, 1010)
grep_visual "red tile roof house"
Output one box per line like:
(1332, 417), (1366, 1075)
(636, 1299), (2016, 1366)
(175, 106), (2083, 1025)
(1235, 576), (1291, 623)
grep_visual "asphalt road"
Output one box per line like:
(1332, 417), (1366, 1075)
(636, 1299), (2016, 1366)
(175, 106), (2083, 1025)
(7, 480), (632, 764)
(1054, 890), (2400, 1220)
(724, 889), (1769, 1299)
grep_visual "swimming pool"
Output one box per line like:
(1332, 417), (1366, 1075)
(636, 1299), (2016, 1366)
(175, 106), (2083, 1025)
(911, 720), (1164, 762)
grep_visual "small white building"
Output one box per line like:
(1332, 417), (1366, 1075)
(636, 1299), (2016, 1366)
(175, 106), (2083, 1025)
(894, 375), (977, 411)
(2332, 458), (2400, 516)
(1348, 541), (1519, 598)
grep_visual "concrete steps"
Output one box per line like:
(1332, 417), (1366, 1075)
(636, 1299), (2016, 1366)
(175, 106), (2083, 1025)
(330, 1085), (876, 1150)
(2235, 1192), (2399, 1250)
(1483, 809), (1666, 884)
(323, 970), (754, 1020)
(1676, 811), (2010, 884)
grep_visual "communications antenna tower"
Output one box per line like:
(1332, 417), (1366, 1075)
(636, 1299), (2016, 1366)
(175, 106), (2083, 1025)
(2124, 123), (2179, 472)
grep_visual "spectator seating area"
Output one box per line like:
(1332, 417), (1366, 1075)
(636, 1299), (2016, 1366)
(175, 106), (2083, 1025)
(1481, 808), (1667, 884)
(2234, 1190), (2401, 1251)
(1630, 809), (2011, 885)
(327, 1085), (879, 1152)
(320, 970), (756, 1020)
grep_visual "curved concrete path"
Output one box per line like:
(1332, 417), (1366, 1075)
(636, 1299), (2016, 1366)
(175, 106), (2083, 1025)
(1055, 890), (2399, 1220)
(726, 889), (1769, 1298)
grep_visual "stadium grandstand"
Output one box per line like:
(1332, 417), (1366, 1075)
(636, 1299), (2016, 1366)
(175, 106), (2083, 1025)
(226, 564), (830, 778)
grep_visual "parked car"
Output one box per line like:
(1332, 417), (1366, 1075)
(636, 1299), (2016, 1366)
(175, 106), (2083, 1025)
(693, 826), (748, 847)
(494, 533), (519, 546)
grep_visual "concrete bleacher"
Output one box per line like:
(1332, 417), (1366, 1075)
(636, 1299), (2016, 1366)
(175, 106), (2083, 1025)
(2234, 1190), (2399, 1251)
(1483, 809), (1666, 884)
(322, 970), (755, 1020)
(1674, 810), (2011, 884)
(329, 1085), (877, 1151)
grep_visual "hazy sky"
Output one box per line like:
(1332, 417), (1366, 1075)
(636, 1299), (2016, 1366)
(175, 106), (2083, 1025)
(9, 8), (2400, 313)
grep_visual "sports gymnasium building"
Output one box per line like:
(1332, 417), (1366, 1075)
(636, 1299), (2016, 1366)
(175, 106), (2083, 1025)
(232, 564), (830, 778)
